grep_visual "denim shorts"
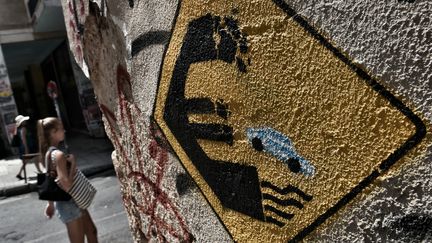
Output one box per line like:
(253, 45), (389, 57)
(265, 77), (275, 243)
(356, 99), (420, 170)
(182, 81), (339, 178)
(54, 199), (82, 224)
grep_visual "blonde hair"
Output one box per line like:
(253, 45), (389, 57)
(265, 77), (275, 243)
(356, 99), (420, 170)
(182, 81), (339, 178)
(37, 117), (62, 157)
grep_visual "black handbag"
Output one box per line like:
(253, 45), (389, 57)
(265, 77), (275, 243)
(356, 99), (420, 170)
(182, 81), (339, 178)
(37, 148), (71, 201)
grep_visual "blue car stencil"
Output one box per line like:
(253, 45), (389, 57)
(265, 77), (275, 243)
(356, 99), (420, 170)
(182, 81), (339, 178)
(246, 127), (315, 176)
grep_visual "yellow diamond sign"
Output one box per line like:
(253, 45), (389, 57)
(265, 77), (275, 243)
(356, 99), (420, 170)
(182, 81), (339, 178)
(154, 0), (426, 241)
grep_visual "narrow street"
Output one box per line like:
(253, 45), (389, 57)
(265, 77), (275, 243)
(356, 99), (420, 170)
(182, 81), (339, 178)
(0, 170), (133, 243)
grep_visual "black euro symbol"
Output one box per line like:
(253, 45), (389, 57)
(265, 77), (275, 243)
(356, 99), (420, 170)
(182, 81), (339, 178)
(163, 14), (312, 227)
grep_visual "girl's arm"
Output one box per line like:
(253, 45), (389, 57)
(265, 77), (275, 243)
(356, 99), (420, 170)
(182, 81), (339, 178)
(54, 151), (75, 191)
(66, 154), (77, 177)
(45, 201), (55, 219)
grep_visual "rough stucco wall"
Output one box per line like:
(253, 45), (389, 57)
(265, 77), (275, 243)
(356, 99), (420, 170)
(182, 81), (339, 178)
(284, 1), (432, 242)
(61, 0), (431, 242)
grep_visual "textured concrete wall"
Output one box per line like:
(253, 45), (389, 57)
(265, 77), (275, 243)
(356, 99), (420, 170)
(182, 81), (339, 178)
(62, 0), (431, 242)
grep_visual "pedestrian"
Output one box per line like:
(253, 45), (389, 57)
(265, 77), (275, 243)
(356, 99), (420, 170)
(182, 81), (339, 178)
(37, 117), (98, 243)
(14, 115), (42, 180)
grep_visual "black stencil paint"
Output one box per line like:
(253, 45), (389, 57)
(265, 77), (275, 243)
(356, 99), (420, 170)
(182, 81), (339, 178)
(216, 100), (230, 119)
(261, 181), (313, 202)
(252, 137), (264, 151)
(163, 14), (266, 222)
(131, 31), (171, 57)
(176, 173), (196, 196)
(189, 123), (234, 145)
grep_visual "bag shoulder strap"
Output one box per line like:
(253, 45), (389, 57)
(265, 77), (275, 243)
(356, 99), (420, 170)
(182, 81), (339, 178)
(45, 146), (58, 175)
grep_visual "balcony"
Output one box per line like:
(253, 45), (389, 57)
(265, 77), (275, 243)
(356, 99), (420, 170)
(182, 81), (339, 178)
(0, 0), (65, 44)
(0, 0), (67, 81)
(0, 0), (31, 30)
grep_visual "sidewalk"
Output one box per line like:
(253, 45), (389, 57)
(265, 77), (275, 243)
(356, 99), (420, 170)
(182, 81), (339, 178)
(0, 132), (114, 197)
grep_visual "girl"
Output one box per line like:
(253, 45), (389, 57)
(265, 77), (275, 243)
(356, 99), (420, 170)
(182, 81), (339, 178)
(37, 117), (98, 243)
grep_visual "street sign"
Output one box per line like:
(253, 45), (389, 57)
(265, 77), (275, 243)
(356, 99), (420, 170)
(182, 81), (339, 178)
(154, 0), (425, 241)
(46, 80), (69, 152)
(47, 81), (58, 99)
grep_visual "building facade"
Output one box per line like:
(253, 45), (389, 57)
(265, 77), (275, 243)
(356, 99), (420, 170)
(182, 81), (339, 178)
(0, 0), (104, 157)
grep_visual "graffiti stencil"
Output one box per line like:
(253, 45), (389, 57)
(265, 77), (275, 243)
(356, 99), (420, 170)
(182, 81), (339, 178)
(154, 0), (426, 241)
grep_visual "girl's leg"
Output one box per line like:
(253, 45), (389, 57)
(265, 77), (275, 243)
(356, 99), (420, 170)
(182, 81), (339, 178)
(65, 217), (85, 243)
(82, 210), (98, 243)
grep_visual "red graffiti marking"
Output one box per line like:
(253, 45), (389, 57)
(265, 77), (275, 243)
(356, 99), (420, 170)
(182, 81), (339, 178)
(67, 0), (85, 64)
(99, 64), (192, 242)
(80, 0), (85, 15)
(69, 20), (76, 32)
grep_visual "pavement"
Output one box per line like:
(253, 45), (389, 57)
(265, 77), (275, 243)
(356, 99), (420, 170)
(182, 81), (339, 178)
(0, 132), (115, 197)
